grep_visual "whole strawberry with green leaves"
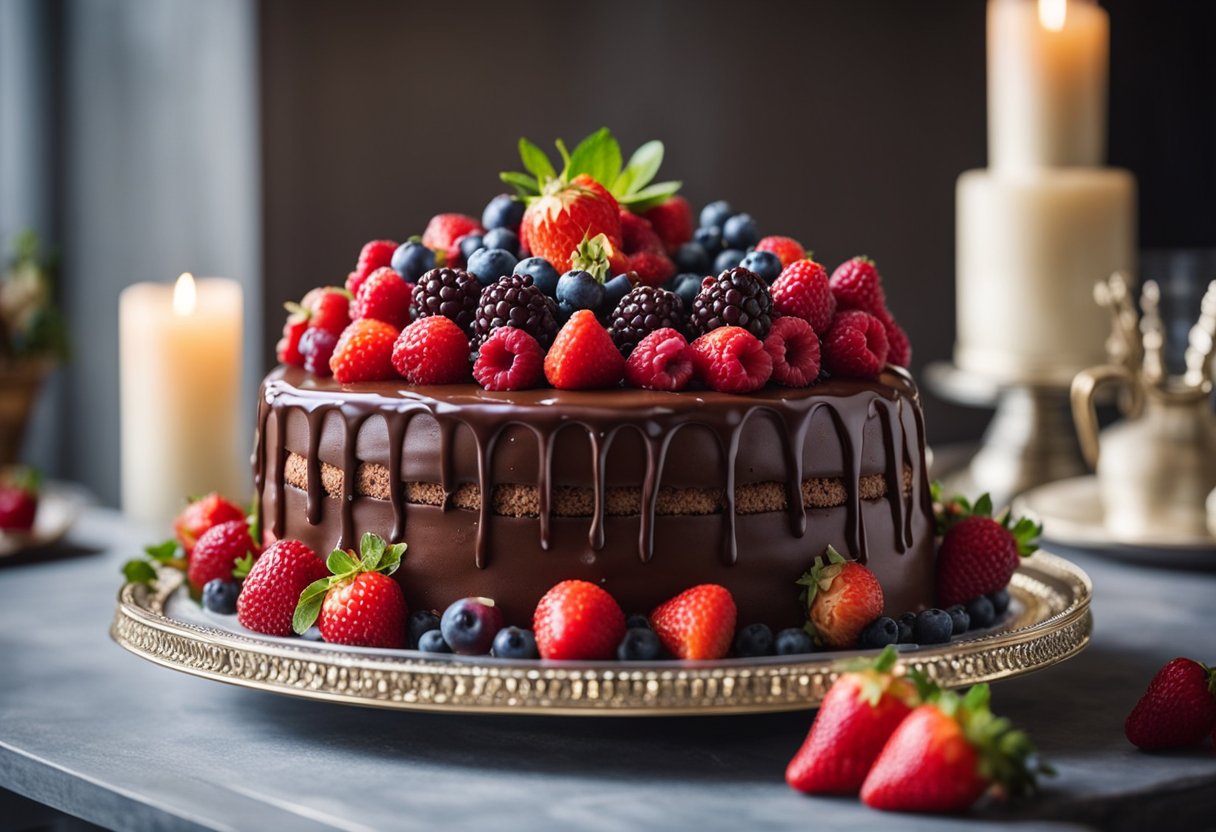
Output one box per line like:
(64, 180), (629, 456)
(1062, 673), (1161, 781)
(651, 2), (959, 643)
(796, 546), (884, 649)
(293, 533), (408, 649)
(934, 485), (1041, 608)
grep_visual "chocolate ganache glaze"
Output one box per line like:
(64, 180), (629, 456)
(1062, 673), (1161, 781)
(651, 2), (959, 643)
(254, 365), (937, 630)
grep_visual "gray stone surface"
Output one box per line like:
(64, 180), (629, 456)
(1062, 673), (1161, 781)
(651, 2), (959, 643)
(1, 507), (1215, 832)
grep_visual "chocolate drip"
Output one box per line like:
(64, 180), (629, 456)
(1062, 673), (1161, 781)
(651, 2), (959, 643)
(305, 408), (327, 526)
(532, 425), (553, 551)
(385, 411), (411, 542)
(877, 398), (908, 553)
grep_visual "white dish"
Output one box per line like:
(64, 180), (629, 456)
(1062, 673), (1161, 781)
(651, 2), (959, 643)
(0, 484), (81, 557)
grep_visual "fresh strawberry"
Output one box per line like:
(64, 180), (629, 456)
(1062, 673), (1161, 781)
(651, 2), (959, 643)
(329, 319), (399, 383)
(830, 256), (886, 315)
(237, 539), (329, 637)
(642, 196), (694, 254)
(935, 490), (1040, 608)
(293, 533), (408, 649)
(392, 316), (470, 385)
(650, 584), (737, 660)
(0, 467), (39, 531)
(797, 546), (883, 649)
(771, 259), (836, 334)
(544, 309), (625, 390)
(786, 646), (921, 795)
(861, 684), (1049, 813)
(353, 266), (413, 329)
(174, 491), (246, 556)
(624, 327), (694, 391)
(473, 326), (544, 391)
(764, 316), (821, 387)
(755, 235), (806, 268)
(619, 209), (665, 255)
(187, 519), (257, 593)
(301, 286), (353, 336)
(422, 214), (483, 264)
(519, 174), (624, 273)
(878, 308), (911, 367)
(347, 240), (398, 295)
(689, 326), (773, 393)
(627, 250), (676, 287)
(533, 579), (626, 660)
(276, 313), (308, 367)
(822, 309), (889, 378)
(1125, 657), (1216, 749)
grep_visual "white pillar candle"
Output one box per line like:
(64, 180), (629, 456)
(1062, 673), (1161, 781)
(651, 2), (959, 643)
(988, 0), (1109, 170)
(120, 274), (245, 526)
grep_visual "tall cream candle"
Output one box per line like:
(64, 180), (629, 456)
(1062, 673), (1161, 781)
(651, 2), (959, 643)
(120, 274), (245, 526)
(988, 0), (1109, 170)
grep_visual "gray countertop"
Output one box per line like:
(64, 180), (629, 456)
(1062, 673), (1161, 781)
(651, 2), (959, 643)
(2, 507), (1215, 832)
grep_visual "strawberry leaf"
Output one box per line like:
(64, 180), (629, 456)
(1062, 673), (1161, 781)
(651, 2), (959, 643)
(380, 542), (406, 575)
(614, 140), (664, 197)
(232, 553), (255, 580)
(554, 138), (572, 173)
(144, 539), (181, 562)
(358, 532), (386, 571)
(499, 171), (539, 197)
(292, 577), (331, 635)
(122, 559), (157, 586)
(567, 127), (622, 190)
(326, 548), (358, 576)
(518, 137), (555, 182)
(619, 180), (683, 212)
(973, 493), (994, 518)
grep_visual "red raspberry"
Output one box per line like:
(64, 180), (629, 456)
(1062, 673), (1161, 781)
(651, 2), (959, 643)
(303, 287), (352, 336)
(823, 310), (889, 378)
(764, 316), (821, 387)
(237, 539), (329, 637)
(299, 327), (338, 377)
(628, 251), (676, 287)
(422, 213), (483, 263)
(276, 314), (308, 367)
(690, 326), (773, 393)
(642, 196), (695, 254)
(878, 308), (911, 367)
(187, 519), (256, 593)
(771, 259), (836, 334)
(473, 326), (544, 391)
(624, 327), (694, 391)
(353, 267), (413, 329)
(330, 319), (400, 383)
(619, 210), (665, 255)
(755, 236), (806, 268)
(391, 316), (470, 385)
(544, 310), (626, 390)
(830, 256), (886, 315)
(347, 240), (398, 295)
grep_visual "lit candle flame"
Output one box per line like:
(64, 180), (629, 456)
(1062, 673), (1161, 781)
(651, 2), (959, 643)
(173, 272), (197, 316)
(1039, 0), (1067, 31)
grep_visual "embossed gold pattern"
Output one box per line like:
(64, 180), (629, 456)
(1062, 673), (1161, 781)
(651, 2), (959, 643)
(110, 551), (1091, 716)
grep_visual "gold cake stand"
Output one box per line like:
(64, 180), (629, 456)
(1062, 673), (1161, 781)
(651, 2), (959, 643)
(110, 551), (1092, 716)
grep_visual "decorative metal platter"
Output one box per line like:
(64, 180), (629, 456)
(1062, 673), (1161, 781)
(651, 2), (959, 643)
(110, 551), (1092, 716)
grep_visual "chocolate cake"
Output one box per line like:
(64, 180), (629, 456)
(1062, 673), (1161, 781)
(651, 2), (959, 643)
(253, 365), (936, 630)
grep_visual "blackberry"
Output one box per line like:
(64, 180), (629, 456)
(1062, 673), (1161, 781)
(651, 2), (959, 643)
(689, 266), (773, 339)
(472, 273), (559, 350)
(413, 267), (481, 335)
(609, 285), (685, 356)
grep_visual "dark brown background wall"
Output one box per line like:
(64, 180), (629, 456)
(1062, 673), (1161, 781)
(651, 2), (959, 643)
(260, 0), (1216, 445)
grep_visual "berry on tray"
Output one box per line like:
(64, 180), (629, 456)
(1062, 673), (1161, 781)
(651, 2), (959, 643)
(689, 267), (773, 340)
(407, 609), (441, 649)
(0, 467), (38, 532)
(1125, 657), (1216, 750)
(473, 326), (544, 391)
(830, 256), (886, 316)
(625, 613), (651, 630)
(187, 519), (257, 593)
(797, 546), (884, 650)
(733, 622), (775, 658)
(624, 327), (694, 392)
(412, 267), (481, 336)
(544, 310), (625, 390)
(173, 491), (245, 556)
(858, 616), (899, 650)
(649, 583), (737, 661)
(946, 604), (971, 635)
(330, 319), (400, 383)
(482, 193), (525, 234)
(934, 489), (1041, 608)
(913, 608), (953, 645)
(609, 285), (685, 357)
(418, 629), (452, 653)
(739, 249), (782, 284)
(897, 612), (917, 644)
(472, 273), (559, 351)
(771, 259), (836, 334)
(617, 627), (663, 661)
(353, 266), (413, 329)
(965, 595), (996, 629)
(533, 579), (627, 661)
(390, 240), (436, 283)
(492, 626), (539, 659)
(392, 317), (470, 385)
(786, 646), (919, 795)
(422, 214), (484, 264)
(202, 579), (239, 614)
(763, 316), (821, 387)
(348, 239), (398, 295)
(237, 539), (328, 637)
(642, 195), (694, 254)
(988, 587), (1011, 615)
(754, 235), (805, 268)
(822, 309), (889, 378)
(774, 628), (815, 655)
(690, 326), (773, 394)
(293, 532), (409, 649)
(514, 256), (561, 297)
(440, 597), (505, 655)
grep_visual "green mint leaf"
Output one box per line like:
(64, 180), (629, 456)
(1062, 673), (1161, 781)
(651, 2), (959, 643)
(359, 532), (386, 571)
(326, 549), (358, 576)
(619, 180), (682, 212)
(292, 577), (331, 635)
(499, 171), (539, 197)
(614, 140), (664, 196)
(568, 127), (621, 188)
(144, 539), (181, 562)
(122, 559), (158, 586)
(232, 553), (255, 580)
(517, 138), (555, 181)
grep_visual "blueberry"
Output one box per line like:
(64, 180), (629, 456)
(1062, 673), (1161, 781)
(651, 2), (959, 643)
(722, 213), (759, 249)
(694, 226), (723, 255)
(491, 626), (539, 659)
(858, 616), (899, 649)
(300, 625), (324, 642)
(417, 629), (452, 653)
(673, 241), (710, 275)
(556, 269), (605, 312)
(514, 256), (560, 296)
(617, 627), (662, 661)
(439, 596), (505, 655)
(391, 241), (436, 282)
(600, 274), (633, 316)
(774, 628), (815, 655)
(407, 609), (441, 649)
(987, 587), (1011, 616)
(700, 200), (733, 230)
(740, 249), (782, 283)
(467, 248), (518, 286)
(897, 612), (917, 644)
(625, 613), (651, 630)
(733, 623), (774, 657)
(965, 595), (996, 629)
(482, 227), (520, 257)
(458, 234), (484, 263)
(946, 604), (971, 635)
(713, 248), (745, 274)
(482, 193), (525, 233)
(673, 273), (703, 308)
(201, 579), (239, 614)
(914, 608), (953, 645)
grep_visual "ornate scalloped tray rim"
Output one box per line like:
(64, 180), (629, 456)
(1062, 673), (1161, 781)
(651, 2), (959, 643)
(110, 551), (1092, 716)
